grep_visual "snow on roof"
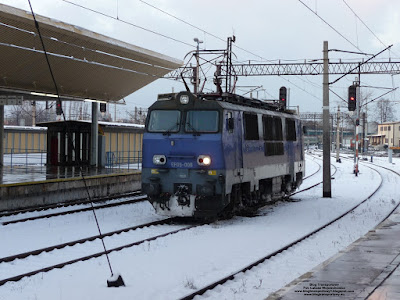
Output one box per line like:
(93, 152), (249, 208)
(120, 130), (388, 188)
(4, 125), (47, 131)
(379, 121), (400, 125)
(98, 121), (144, 128)
(7, 121), (144, 130)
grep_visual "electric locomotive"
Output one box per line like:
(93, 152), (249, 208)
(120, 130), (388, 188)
(141, 91), (304, 218)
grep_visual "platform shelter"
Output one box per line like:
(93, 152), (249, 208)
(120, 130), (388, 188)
(0, 3), (182, 167)
(39, 121), (91, 166)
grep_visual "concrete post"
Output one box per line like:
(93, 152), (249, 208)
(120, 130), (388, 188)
(336, 106), (340, 162)
(322, 41), (331, 197)
(91, 102), (98, 167)
(0, 105), (4, 167)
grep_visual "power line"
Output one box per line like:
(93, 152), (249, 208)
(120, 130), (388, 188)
(60, 0), (344, 101)
(138, 0), (268, 61)
(342, 0), (400, 58)
(280, 76), (321, 102)
(60, 0), (194, 48)
(138, 0), (225, 43)
(297, 0), (364, 53)
(342, 0), (386, 48)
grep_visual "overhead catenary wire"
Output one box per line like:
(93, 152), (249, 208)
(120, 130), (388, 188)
(61, 0), (194, 48)
(60, 0), (396, 106)
(342, 0), (386, 49)
(342, 0), (400, 58)
(59, 0), (351, 102)
(297, 0), (364, 53)
(137, 0), (269, 61)
(27, 0), (121, 285)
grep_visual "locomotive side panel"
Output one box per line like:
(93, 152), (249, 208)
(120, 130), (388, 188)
(220, 103), (305, 205)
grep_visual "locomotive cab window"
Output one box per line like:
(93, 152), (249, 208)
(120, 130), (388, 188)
(148, 110), (181, 132)
(244, 113), (259, 140)
(286, 119), (297, 141)
(185, 110), (219, 133)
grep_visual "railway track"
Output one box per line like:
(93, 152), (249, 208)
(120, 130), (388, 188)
(3, 154), (395, 297)
(179, 160), (393, 300)
(1, 193), (147, 225)
(302, 154), (321, 180)
(290, 154), (336, 196)
(0, 218), (205, 286)
(0, 191), (143, 218)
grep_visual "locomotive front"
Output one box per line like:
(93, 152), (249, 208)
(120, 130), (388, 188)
(141, 91), (228, 218)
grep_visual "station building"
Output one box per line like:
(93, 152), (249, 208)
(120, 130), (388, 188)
(368, 121), (400, 149)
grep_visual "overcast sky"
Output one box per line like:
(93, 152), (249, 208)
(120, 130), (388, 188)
(1, 0), (400, 118)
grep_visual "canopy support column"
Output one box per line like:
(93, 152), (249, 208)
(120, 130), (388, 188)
(0, 105), (4, 167)
(91, 102), (98, 167)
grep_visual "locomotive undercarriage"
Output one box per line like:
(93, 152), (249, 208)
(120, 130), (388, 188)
(221, 172), (304, 218)
(144, 166), (303, 219)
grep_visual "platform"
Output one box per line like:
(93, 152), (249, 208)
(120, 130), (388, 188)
(268, 209), (400, 299)
(0, 165), (142, 212)
(0, 165), (133, 185)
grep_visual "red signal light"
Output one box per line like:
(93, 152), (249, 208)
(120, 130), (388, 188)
(56, 100), (62, 115)
(279, 87), (287, 107)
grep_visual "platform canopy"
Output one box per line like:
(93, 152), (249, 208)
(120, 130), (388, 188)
(0, 3), (182, 102)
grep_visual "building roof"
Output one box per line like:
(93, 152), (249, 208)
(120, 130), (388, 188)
(0, 4), (182, 102)
(379, 121), (400, 125)
(367, 134), (385, 137)
(37, 120), (144, 129)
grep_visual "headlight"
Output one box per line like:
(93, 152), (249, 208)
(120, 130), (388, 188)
(153, 155), (166, 165)
(180, 95), (189, 104)
(197, 155), (211, 166)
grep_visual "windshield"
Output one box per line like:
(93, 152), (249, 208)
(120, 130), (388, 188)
(185, 110), (219, 133)
(148, 110), (181, 132)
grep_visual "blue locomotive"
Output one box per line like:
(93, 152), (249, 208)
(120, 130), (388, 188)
(141, 91), (304, 218)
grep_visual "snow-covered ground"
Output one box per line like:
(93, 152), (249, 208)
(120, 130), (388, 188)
(0, 153), (398, 300)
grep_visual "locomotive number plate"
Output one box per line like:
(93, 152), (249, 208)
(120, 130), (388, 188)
(170, 161), (193, 168)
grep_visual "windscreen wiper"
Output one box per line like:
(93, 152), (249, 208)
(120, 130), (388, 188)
(163, 123), (180, 136)
(186, 122), (201, 136)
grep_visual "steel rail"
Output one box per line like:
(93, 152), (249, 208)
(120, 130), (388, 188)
(302, 156), (321, 180)
(290, 154), (337, 196)
(179, 161), (384, 300)
(0, 220), (203, 286)
(0, 191), (143, 218)
(2, 195), (147, 225)
(0, 218), (173, 264)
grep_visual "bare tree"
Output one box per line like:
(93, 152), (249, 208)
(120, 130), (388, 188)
(125, 106), (147, 124)
(6, 101), (56, 125)
(372, 98), (397, 123)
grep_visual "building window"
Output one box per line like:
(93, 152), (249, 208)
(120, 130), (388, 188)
(385, 138), (389, 143)
(388, 126), (391, 131)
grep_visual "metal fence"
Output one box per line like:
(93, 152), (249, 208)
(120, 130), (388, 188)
(106, 150), (142, 170)
(4, 148), (47, 167)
